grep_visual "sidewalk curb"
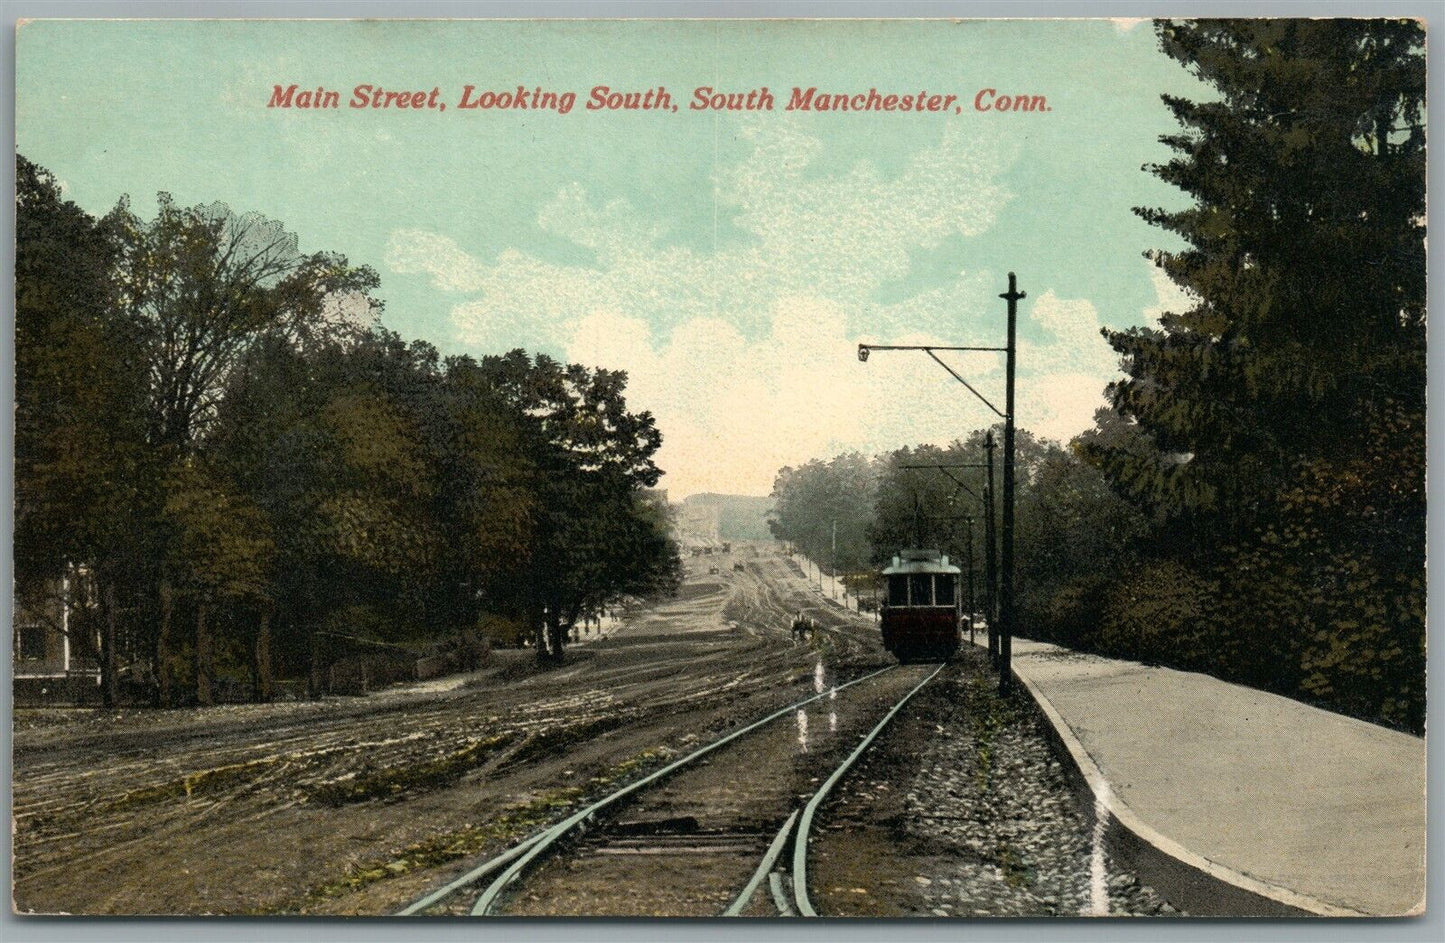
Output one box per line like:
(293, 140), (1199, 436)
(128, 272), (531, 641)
(1010, 661), (1367, 917)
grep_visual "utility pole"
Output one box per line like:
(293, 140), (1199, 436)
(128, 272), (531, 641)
(999, 273), (1024, 694)
(983, 430), (998, 666)
(831, 519), (838, 601)
(855, 273), (1022, 693)
(965, 515), (976, 646)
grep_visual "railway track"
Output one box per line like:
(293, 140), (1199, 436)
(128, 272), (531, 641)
(398, 660), (944, 917)
(14, 544), (899, 914)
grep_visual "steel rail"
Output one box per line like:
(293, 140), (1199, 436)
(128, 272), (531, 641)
(722, 809), (798, 916)
(769, 872), (797, 916)
(791, 662), (945, 917)
(467, 664), (898, 916)
(394, 830), (549, 915)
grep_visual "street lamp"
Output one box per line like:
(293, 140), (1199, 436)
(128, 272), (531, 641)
(855, 344), (1009, 423)
(857, 273), (1025, 694)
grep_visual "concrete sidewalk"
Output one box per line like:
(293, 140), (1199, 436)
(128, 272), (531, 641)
(1003, 638), (1426, 916)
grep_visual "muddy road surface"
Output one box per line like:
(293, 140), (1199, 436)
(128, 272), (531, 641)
(12, 543), (886, 915)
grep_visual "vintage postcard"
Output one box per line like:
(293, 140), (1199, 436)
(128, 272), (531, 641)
(11, 16), (1427, 920)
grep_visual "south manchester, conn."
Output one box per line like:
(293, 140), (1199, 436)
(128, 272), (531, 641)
(267, 83), (1052, 115)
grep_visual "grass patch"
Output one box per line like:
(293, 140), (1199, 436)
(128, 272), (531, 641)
(306, 732), (519, 807)
(989, 841), (1034, 888)
(961, 662), (1025, 795)
(498, 715), (630, 770)
(122, 757), (283, 806)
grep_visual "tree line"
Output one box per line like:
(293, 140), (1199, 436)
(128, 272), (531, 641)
(771, 20), (1425, 733)
(15, 155), (681, 707)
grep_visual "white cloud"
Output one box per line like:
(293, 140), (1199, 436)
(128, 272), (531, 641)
(568, 298), (1015, 496)
(1018, 291), (1119, 444)
(386, 229), (487, 293)
(570, 300), (869, 495)
(388, 121), (1130, 496)
(387, 119), (1013, 354)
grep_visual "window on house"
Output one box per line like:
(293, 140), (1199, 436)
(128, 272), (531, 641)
(16, 623), (47, 660)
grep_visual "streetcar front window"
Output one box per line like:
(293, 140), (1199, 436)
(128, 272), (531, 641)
(908, 574), (932, 607)
(887, 575), (908, 606)
(934, 574), (956, 607)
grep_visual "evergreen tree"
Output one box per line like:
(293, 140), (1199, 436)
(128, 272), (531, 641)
(1092, 19), (1424, 533)
(1084, 19), (1426, 729)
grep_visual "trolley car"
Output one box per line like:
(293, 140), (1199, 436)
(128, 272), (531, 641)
(880, 549), (961, 662)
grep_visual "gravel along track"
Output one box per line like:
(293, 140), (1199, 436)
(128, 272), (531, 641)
(11, 543), (888, 916)
(807, 646), (1180, 917)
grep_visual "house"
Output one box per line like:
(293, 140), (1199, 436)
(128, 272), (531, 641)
(13, 566), (102, 705)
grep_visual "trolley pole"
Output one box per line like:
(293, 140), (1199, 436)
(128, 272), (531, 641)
(854, 276), (1021, 690)
(983, 430), (998, 666)
(999, 273), (1024, 694)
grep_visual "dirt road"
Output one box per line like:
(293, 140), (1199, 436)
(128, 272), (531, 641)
(12, 543), (887, 915)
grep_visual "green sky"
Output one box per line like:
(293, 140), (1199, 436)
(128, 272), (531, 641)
(17, 19), (1207, 497)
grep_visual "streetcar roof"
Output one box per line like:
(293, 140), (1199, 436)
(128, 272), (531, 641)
(881, 550), (960, 575)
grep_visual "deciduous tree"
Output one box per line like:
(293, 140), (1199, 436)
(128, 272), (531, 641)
(15, 155), (157, 705)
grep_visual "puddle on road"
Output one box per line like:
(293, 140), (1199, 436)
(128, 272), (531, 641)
(1083, 786), (1112, 916)
(796, 708), (810, 752)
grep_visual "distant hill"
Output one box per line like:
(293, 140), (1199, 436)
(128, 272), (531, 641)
(676, 493), (775, 543)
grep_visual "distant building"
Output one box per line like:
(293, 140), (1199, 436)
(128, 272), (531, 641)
(675, 498), (722, 545)
(679, 493), (775, 542)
